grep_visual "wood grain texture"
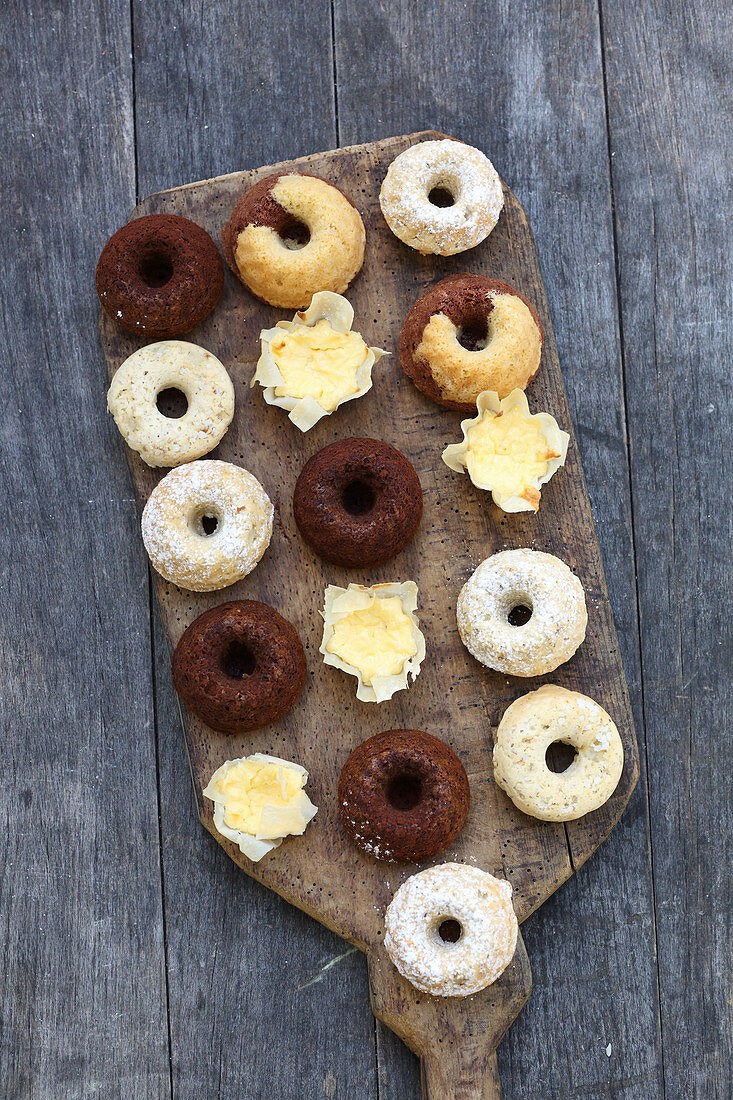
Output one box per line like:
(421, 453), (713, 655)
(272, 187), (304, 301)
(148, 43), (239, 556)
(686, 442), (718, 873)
(0, 2), (172, 1097)
(1, 2), (728, 1097)
(600, 2), (733, 1096)
(98, 131), (638, 1097)
(127, 3), (386, 1097)
(333, 3), (665, 1096)
(130, 0), (338, 192)
(153, 604), (383, 1100)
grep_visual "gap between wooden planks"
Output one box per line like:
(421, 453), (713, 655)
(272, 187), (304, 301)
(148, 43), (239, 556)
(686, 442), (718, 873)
(99, 131), (638, 1099)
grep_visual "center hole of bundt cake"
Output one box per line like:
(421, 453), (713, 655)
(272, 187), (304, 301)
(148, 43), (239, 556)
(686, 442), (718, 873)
(138, 250), (174, 288)
(190, 507), (221, 538)
(222, 639), (257, 679)
(457, 317), (489, 352)
(438, 919), (463, 943)
(341, 479), (376, 516)
(156, 387), (188, 419)
(508, 604), (533, 627)
(278, 217), (311, 250)
(545, 741), (578, 774)
(428, 187), (455, 208)
(386, 772), (423, 812)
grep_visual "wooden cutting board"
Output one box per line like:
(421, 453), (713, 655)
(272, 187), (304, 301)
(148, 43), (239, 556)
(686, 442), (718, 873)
(99, 131), (639, 1100)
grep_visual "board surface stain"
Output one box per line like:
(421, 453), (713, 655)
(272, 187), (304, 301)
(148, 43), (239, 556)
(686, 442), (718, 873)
(99, 131), (638, 1098)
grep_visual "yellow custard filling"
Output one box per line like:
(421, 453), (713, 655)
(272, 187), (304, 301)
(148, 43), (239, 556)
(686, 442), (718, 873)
(270, 318), (368, 411)
(206, 756), (313, 840)
(466, 405), (560, 506)
(325, 596), (418, 684)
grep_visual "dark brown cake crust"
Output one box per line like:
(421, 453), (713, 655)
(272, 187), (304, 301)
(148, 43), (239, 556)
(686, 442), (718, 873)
(338, 730), (470, 862)
(221, 171), (362, 282)
(399, 273), (544, 413)
(95, 214), (224, 339)
(171, 601), (306, 734)
(292, 438), (423, 569)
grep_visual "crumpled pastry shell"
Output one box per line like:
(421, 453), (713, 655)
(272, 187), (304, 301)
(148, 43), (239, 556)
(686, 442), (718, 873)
(319, 581), (426, 703)
(493, 684), (624, 821)
(252, 291), (386, 431)
(203, 754), (318, 863)
(442, 388), (569, 512)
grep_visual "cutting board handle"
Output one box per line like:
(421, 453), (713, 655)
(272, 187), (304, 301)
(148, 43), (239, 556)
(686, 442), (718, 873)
(420, 1047), (502, 1099)
(367, 943), (530, 1100)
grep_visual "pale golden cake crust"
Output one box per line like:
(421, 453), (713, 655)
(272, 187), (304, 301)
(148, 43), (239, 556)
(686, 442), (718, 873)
(141, 460), (273, 592)
(384, 863), (518, 997)
(379, 139), (504, 256)
(457, 550), (587, 675)
(222, 172), (365, 308)
(493, 685), (624, 821)
(399, 274), (544, 411)
(107, 340), (234, 467)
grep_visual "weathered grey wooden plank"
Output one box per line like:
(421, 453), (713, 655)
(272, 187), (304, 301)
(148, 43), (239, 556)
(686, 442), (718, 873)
(130, 0), (338, 193)
(600, 2), (733, 1096)
(332, 1), (663, 1096)
(0, 3), (171, 1097)
(152, 606), (386, 1099)
(129, 3), (381, 1096)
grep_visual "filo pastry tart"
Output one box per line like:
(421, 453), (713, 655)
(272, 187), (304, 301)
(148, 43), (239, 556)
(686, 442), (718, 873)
(319, 581), (426, 703)
(442, 388), (569, 513)
(252, 291), (386, 431)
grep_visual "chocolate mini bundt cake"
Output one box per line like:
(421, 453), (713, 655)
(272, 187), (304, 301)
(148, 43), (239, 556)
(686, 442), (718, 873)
(293, 438), (422, 569)
(172, 600), (306, 734)
(96, 214), (223, 338)
(338, 729), (470, 862)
